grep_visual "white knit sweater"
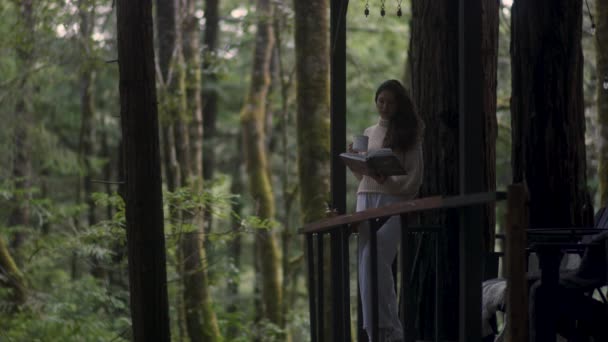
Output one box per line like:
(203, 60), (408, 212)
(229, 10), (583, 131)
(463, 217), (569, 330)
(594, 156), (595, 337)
(353, 118), (424, 198)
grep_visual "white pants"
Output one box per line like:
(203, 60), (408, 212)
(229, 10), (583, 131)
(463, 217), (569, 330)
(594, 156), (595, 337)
(357, 192), (405, 340)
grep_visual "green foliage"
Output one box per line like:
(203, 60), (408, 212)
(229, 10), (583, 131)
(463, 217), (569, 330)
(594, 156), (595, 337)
(0, 188), (128, 341)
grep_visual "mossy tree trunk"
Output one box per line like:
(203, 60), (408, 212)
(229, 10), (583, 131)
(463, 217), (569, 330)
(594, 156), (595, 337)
(10, 0), (34, 259)
(408, 0), (498, 339)
(183, 0), (203, 183)
(240, 0), (283, 327)
(0, 237), (26, 307)
(511, 0), (593, 228)
(180, 0), (222, 340)
(116, 0), (171, 338)
(294, 0), (330, 227)
(293, 0), (332, 340)
(226, 133), (244, 339)
(597, 0), (608, 205)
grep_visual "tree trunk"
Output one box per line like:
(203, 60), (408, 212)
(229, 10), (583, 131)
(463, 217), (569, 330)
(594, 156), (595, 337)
(0, 237), (26, 307)
(10, 0), (34, 258)
(293, 0), (332, 340)
(78, 0), (103, 279)
(202, 0), (219, 182)
(240, 0), (283, 327)
(116, 0), (171, 339)
(227, 133), (244, 340)
(480, 0), (499, 262)
(511, 0), (593, 228)
(177, 1), (222, 340)
(201, 0), (220, 261)
(408, 1), (459, 339)
(155, 1), (185, 338)
(294, 0), (331, 226)
(183, 0), (203, 182)
(408, 0), (498, 339)
(597, 0), (608, 205)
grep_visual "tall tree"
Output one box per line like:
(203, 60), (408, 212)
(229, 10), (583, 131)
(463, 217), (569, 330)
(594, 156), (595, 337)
(180, 0), (222, 340)
(597, 0), (608, 205)
(226, 133), (244, 340)
(10, 0), (34, 258)
(78, 0), (96, 231)
(480, 0), (499, 260)
(156, 0), (180, 193)
(202, 0), (220, 182)
(155, 0), (186, 339)
(511, 0), (593, 228)
(293, 0), (331, 340)
(116, 0), (171, 339)
(240, 0), (283, 326)
(407, 0), (498, 339)
(294, 0), (330, 227)
(408, 1), (459, 339)
(201, 0), (220, 264)
(183, 0), (203, 182)
(78, 0), (103, 279)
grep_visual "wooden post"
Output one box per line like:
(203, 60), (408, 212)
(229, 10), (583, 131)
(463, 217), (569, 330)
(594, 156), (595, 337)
(505, 184), (528, 342)
(458, 0), (484, 339)
(330, 0), (347, 215)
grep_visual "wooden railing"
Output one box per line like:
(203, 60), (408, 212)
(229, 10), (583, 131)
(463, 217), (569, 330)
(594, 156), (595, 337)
(298, 191), (506, 342)
(502, 184), (608, 342)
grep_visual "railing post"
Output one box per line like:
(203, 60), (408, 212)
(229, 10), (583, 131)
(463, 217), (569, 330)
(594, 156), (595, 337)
(306, 234), (317, 342)
(316, 233), (324, 342)
(459, 205), (483, 341)
(505, 183), (528, 342)
(434, 230), (441, 342)
(369, 218), (381, 342)
(399, 214), (413, 342)
(331, 227), (348, 341)
(533, 245), (562, 342)
(342, 227), (351, 341)
(357, 234), (365, 342)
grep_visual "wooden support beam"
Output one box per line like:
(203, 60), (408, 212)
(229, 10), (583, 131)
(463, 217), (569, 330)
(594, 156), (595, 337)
(330, 0), (347, 214)
(505, 183), (528, 342)
(458, 0), (484, 339)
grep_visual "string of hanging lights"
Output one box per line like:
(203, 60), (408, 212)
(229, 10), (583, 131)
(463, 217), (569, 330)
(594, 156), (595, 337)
(363, 0), (403, 18)
(584, 0), (608, 90)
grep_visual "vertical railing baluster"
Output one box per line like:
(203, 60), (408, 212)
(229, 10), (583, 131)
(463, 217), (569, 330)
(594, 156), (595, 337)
(307, 234), (317, 342)
(399, 214), (410, 342)
(434, 230), (441, 342)
(369, 218), (380, 342)
(331, 228), (344, 341)
(342, 227), (352, 341)
(357, 283), (365, 341)
(316, 233), (324, 342)
(357, 229), (365, 342)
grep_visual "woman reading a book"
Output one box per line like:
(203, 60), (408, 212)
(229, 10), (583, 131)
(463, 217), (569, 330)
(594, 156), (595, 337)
(348, 79), (424, 341)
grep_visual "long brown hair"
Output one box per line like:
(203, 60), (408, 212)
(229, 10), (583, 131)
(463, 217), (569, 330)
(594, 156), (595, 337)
(375, 79), (424, 152)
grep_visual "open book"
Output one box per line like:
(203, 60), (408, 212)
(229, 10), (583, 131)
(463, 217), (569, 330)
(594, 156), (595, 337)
(340, 148), (407, 177)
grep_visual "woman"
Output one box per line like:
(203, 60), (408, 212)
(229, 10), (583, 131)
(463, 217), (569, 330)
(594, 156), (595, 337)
(348, 79), (424, 342)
